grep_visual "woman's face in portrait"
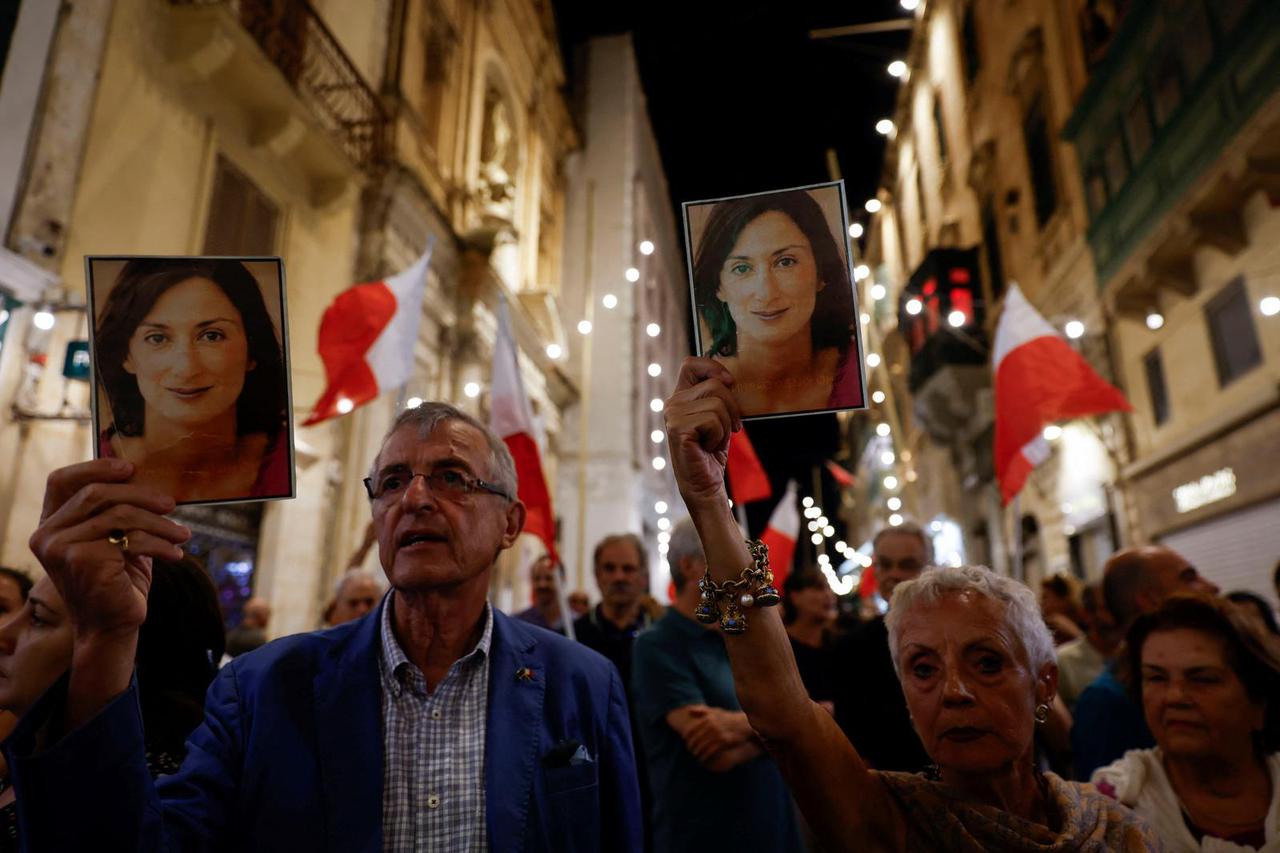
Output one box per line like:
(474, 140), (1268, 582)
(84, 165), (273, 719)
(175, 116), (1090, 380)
(1140, 628), (1265, 760)
(123, 276), (254, 432)
(716, 210), (822, 349)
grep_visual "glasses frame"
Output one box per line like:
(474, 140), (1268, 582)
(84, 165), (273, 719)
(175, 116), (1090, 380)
(363, 468), (512, 503)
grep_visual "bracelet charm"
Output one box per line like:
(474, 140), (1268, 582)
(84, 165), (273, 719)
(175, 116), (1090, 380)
(694, 539), (780, 634)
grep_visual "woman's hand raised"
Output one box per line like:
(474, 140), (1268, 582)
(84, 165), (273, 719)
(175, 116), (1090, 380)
(663, 357), (743, 513)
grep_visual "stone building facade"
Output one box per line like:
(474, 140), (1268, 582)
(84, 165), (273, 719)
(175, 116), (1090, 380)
(554, 35), (690, 600)
(856, 0), (1152, 588)
(856, 0), (1278, 605)
(0, 0), (605, 633)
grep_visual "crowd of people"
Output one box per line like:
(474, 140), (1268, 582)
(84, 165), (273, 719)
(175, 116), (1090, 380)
(0, 359), (1276, 851)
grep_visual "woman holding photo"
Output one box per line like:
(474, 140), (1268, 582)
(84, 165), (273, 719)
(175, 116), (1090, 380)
(693, 189), (861, 417)
(95, 258), (289, 503)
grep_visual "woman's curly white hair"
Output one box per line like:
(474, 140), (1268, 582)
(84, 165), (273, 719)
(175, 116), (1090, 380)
(884, 565), (1056, 678)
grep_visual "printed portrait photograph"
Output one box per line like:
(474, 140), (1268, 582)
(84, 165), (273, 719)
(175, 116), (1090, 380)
(683, 180), (867, 420)
(86, 256), (295, 505)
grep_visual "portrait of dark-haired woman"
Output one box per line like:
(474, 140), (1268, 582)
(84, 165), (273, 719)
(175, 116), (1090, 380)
(92, 257), (291, 503)
(691, 187), (862, 417)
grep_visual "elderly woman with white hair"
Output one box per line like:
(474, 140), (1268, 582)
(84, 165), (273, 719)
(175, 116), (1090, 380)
(662, 357), (1160, 851)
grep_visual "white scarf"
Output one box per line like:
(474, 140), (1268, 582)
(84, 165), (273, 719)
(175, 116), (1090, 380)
(1092, 748), (1280, 852)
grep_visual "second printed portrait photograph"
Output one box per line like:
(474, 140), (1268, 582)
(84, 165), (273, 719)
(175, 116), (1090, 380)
(683, 181), (866, 420)
(87, 256), (295, 505)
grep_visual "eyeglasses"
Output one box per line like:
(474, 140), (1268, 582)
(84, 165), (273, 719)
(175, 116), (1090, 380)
(363, 468), (512, 503)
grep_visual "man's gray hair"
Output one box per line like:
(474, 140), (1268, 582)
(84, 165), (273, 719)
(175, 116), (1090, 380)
(873, 519), (933, 564)
(592, 533), (649, 574)
(884, 565), (1056, 678)
(333, 568), (386, 598)
(368, 402), (518, 497)
(666, 517), (705, 592)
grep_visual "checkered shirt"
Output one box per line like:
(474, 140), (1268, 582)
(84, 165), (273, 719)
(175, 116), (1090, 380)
(379, 594), (492, 852)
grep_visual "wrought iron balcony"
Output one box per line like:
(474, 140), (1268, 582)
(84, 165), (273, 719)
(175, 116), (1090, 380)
(896, 248), (992, 445)
(1063, 0), (1279, 287)
(171, 0), (389, 172)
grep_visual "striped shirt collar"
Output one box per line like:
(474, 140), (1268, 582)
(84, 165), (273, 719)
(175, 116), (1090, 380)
(379, 591), (494, 698)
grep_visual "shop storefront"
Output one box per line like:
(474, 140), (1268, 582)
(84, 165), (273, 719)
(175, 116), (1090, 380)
(1128, 404), (1280, 608)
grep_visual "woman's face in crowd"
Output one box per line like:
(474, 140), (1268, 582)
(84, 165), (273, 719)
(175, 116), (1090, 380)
(0, 578), (73, 717)
(716, 210), (822, 349)
(1140, 628), (1265, 760)
(791, 584), (837, 624)
(895, 591), (1052, 775)
(124, 277), (253, 432)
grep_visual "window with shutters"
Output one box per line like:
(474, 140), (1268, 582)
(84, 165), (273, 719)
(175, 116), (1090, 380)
(1022, 94), (1059, 228)
(960, 5), (980, 84)
(981, 203), (1006, 301)
(203, 156), (279, 256)
(1204, 277), (1262, 387)
(1144, 346), (1169, 426)
(933, 94), (949, 167)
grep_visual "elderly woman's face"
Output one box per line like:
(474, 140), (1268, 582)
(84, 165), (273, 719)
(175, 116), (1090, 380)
(124, 277), (253, 432)
(895, 591), (1049, 774)
(716, 211), (821, 348)
(1140, 628), (1265, 760)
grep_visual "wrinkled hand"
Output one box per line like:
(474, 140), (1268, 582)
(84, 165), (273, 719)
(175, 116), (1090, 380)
(29, 459), (189, 644)
(664, 358), (742, 511)
(684, 706), (754, 763)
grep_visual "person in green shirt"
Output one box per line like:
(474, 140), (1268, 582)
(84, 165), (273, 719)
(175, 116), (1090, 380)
(631, 517), (801, 853)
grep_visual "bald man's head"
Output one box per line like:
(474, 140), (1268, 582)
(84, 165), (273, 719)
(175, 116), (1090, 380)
(1102, 546), (1218, 628)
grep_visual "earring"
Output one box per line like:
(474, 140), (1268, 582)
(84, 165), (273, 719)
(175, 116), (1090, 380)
(1034, 703), (1050, 724)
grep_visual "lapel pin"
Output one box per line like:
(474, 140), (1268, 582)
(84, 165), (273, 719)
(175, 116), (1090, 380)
(516, 666), (535, 683)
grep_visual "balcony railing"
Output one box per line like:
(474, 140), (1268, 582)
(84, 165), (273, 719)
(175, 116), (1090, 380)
(1063, 0), (1279, 285)
(897, 248), (989, 394)
(171, 0), (389, 172)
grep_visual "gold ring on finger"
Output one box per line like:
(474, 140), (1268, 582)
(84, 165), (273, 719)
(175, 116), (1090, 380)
(107, 529), (130, 551)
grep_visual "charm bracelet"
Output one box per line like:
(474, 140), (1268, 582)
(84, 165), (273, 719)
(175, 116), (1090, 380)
(694, 539), (780, 634)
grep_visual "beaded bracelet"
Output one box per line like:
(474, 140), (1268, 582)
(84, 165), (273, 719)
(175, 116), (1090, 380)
(694, 539), (780, 634)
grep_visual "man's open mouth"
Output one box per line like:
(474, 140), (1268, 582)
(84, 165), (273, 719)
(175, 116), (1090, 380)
(399, 531), (447, 547)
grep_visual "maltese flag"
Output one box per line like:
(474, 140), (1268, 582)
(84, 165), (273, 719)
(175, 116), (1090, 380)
(993, 285), (1129, 503)
(304, 244), (433, 426)
(490, 299), (558, 561)
(760, 480), (800, 588)
(726, 428), (772, 505)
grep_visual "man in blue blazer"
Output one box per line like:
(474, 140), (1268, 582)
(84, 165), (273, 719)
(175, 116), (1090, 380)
(16, 402), (642, 851)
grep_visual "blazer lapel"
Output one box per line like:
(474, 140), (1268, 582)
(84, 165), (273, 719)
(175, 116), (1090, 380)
(485, 610), (545, 853)
(314, 602), (386, 853)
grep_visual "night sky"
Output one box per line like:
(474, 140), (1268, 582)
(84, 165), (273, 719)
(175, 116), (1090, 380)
(554, 0), (911, 216)
(554, 0), (913, 537)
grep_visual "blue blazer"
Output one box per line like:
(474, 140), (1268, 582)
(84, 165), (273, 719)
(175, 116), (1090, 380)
(10, 603), (642, 852)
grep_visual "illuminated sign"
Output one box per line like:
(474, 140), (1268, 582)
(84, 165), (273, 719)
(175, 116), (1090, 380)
(1172, 468), (1236, 513)
(62, 340), (91, 381)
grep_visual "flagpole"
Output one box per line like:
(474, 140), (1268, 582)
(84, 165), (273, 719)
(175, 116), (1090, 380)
(575, 180), (596, 593)
(1010, 494), (1023, 581)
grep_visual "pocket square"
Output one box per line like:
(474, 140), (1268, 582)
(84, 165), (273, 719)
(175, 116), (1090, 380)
(543, 739), (594, 768)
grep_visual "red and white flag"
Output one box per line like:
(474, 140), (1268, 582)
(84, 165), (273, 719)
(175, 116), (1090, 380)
(726, 428), (772, 505)
(761, 480), (800, 588)
(993, 285), (1130, 503)
(490, 299), (558, 561)
(304, 245), (433, 426)
(826, 459), (856, 489)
